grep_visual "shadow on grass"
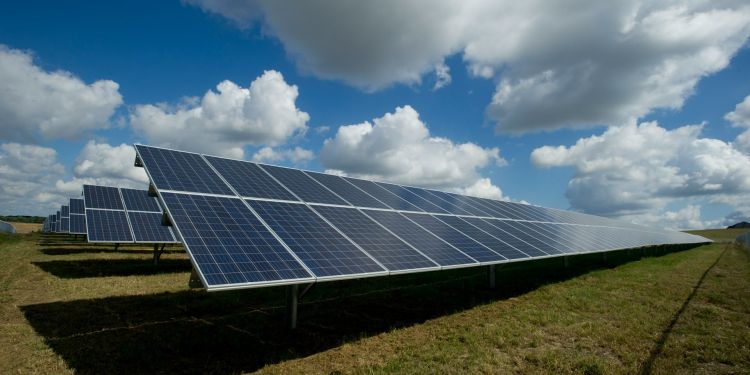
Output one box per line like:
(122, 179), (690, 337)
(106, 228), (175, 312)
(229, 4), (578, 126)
(32, 258), (192, 278)
(39, 247), (184, 256)
(20, 246), (698, 375)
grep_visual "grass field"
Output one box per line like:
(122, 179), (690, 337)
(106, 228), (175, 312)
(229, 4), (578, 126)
(0, 230), (748, 374)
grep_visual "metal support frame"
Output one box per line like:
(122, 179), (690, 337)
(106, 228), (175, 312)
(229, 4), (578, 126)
(601, 251), (608, 264)
(188, 268), (204, 289)
(563, 256), (570, 270)
(286, 283), (315, 329)
(488, 265), (496, 289)
(153, 243), (166, 265)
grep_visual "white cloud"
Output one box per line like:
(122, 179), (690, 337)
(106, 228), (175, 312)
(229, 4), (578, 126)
(0, 143), (65, 215)
(130, 70), (309, 159)
(0, 45), (122, 142)
(621, 205), (718, 231)
(530, 121), (750, 228)
(726, 94), (750, 153)
(320, 105), (506, 197)
(187, 1), (750, 132)
(433, 61), (451, 91)
(251, 146), (314, 164)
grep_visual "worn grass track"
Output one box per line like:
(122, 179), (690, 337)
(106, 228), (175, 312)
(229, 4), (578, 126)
(0, 230), (747, 374)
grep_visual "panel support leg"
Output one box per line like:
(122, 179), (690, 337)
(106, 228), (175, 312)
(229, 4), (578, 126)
(286, 284), (299, 329)
(488, 265), (496, 289)
(188, 268), (204, 289)
(114, 243), (119, 251)
(601, 251), (608, 265)
(153, 243), (162, 265)
(563, 256), (570, 271)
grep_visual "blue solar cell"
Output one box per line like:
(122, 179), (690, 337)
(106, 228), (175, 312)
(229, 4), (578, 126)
(69, 214), (87, 234)
(136, 145), (233, 195)
(248, 200), (386, 278)
(374, 182), (450, 214)
(401, 187), (475, 216)
(363, 209), (477, 267)
(482, 219), (563, 255)
(305, 171), (390, 209)
(342, 177), (423, 212)
(513, 221), (576, 253)
(86, 209), (134, 242)
(458, 218), (546, 257)
(436, 216), (531, 260)
(128, 212), (177, 243)
(205, 156), (299, 201)
(60, 217), (69, 233)
(61, 205), (70, 217)
(474, 199), (526, 220)
(69, 198), (85, 214)
(83, 185), (124, 210)
(311, 205), (438, 272)
(120, 188), (162, 212)
(161, 192), (312, 288)
(400, 213), (506, 262)
(258, 164), (349, 205)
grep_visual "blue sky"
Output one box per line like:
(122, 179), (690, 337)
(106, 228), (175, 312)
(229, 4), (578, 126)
(1, 1), (750, 229)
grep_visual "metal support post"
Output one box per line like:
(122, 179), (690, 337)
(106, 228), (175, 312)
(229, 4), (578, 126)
(286, 284), (299, 329)
(602, 251), (608, 264)
(488, 265), (496, 289)
(188, 268), (204, 289)
(563, 256), (570, 270)
(114, 243), (119, 251)
(153, 243), (161, 265)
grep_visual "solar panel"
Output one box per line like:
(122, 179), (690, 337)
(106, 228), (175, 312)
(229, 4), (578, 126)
(399, 213), (508, 263)
(83, 185), (124, 210)
(133, 144), (712, 293)
(204, 156), (299, 201)
(305, 171), (390, 209)
(60, 217), (70, 233)
(69, 214), (87, 234)
(362, 209), (477, 267)
(247, 200), (386, 278)
(135, 145), (233, 195)
(311, 205), (439, 272)
(85, 210), (133, 242)
(258, 164), (349, 205)
(120, 188), (162, 212)
(374, 182), (450, 214)
(69, 198), (85, 214)
(161, 192), (313, 288)
(343, 177), (423, 212)
(61, 205), (70, 217)
(128, 212), (177, 242)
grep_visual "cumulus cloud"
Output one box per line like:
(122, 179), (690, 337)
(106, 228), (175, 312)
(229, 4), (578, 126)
(130, 70), (309, 158)
(725, 94), (750, 153)
(0, 143), (66, 215)
(0, 45), (123, 142)
(251, 146), (314, 164)
(433, 61), (451, 91)
(320, 105), (506, 199)
(187, 1), (750, 132)
(531, 121), (750, 227)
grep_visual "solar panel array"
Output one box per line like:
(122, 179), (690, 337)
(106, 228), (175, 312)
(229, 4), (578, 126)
(68, 198), (87, 234)
(83, 185), (178, 243)
(135, 144), (711, 291)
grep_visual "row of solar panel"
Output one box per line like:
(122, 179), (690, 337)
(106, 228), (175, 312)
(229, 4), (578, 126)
(82, 185), (178, 243)
(136, 146), (647, 231)
(161, 192), (707, 289)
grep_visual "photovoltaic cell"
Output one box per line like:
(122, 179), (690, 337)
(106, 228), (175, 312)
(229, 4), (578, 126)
(374, 182), (450, 214)
(60, 217), (69, 233)
(343, 177), (423, 212)
(85, 210), (133, 242)
(205, 156), (299, 201)
(61, 205), (70, 217)
(120, 188), (162, 212)
(305, 171), (390, 209)
(135, 145), (233, 195)
(400, 213), (506, 262)
(248, 200), (386, 278)
(69, 198), (85, 214)
(436, 216), (531, 260)
(363, 209), (477, 267)
(401, 187), (474, 216)
(160, 192), (312, 288)
(311, 205), (438, 271)
(513, 221), (576, 253)
(83, 185), (124, 210)
(258, 164), (349, 205)
(483, 219), (563, 256)
(128, 212), (177, 243)
(69, 214), (87, 234)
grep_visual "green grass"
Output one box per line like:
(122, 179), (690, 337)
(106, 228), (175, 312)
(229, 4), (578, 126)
(0, 230), (748, 374)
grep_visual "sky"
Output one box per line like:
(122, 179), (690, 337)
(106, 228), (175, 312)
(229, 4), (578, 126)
(1, 0), (750, 230)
